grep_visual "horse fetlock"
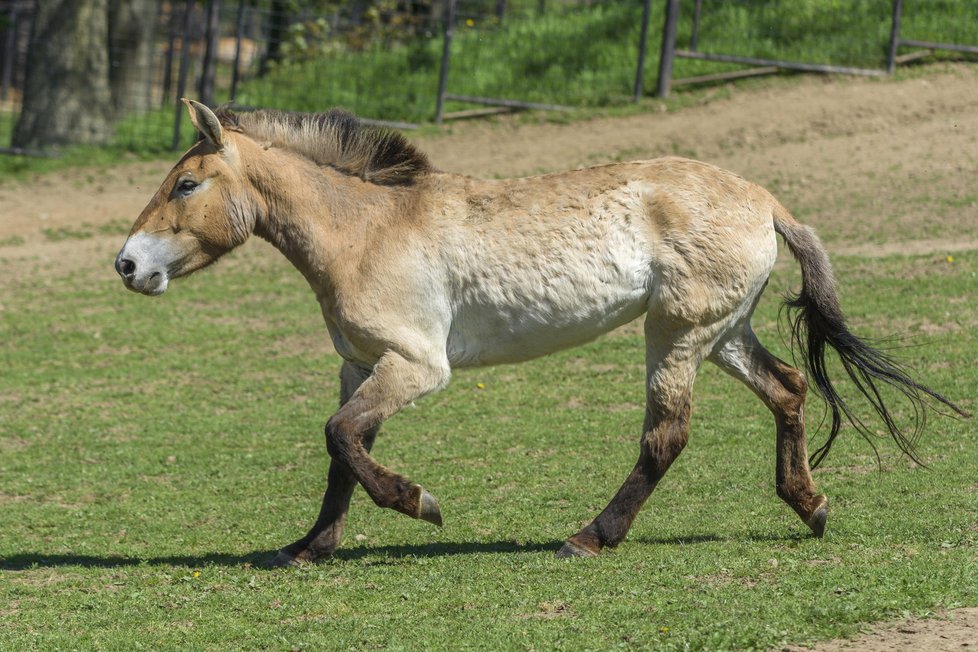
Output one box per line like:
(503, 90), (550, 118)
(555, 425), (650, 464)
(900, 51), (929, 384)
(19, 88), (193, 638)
(775, 477), (815, 505)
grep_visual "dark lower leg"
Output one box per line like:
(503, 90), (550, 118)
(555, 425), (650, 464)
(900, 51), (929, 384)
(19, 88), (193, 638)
(559, 394), (691, 557)
(322, 353), (446, 526)
(774, 399), (827, 535)
(756, 353), (827, 535)
(272, 360), (436, 567)
(325, 413), (440, 523)
(273, 428), (379, 565)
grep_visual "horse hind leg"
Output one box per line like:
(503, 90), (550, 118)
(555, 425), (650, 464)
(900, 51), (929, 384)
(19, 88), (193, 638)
(710, 325), (828, 537)
(557, 326), (700, 557)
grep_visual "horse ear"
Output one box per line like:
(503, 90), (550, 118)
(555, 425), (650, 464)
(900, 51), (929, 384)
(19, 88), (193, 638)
(182, 98), (225, 151)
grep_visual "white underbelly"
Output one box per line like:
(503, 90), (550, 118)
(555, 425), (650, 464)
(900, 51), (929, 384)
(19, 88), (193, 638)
(445, 246), (653, 367)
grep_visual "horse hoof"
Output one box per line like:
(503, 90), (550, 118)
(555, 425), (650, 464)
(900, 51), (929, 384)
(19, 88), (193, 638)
(417, 487), (443, 526)
(805, 495), (829, 538)
(555, 540), (599, 559)
(268, 549), (302, 568)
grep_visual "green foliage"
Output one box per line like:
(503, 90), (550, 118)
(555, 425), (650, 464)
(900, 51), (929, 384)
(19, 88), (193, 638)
(1, 228), (976, 648)
(232, 0), (978, 123)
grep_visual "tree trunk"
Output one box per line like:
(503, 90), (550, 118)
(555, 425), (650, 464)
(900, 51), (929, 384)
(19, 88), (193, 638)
(108, 0), (159, 113)
(12, 0), (114, 149)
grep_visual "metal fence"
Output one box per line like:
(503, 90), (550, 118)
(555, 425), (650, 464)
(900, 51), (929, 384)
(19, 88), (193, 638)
(0, 0), (976, 156)
(658, 0), (978, 95)
(433, 0), (655, 122)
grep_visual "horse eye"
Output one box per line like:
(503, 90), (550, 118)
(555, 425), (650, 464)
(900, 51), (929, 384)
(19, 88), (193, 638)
(177, 179), (198, 196)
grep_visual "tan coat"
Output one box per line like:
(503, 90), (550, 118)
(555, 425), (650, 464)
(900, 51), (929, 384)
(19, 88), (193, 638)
(115, 101), (962, 564)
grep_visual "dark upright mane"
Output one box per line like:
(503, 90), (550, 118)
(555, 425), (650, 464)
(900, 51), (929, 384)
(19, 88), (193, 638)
(215, 107), (431, 185)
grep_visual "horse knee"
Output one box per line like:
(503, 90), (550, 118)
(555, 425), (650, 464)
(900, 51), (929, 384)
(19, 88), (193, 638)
(783, 365), (808, 401)
(324, 417), (354, 463)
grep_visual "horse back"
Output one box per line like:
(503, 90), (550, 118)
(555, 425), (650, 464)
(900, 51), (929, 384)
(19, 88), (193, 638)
(420, 157), (781, 366)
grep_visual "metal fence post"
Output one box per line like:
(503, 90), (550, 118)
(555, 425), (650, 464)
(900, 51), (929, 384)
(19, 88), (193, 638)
(230, 0), (247, 100)
(199, 0), (221, 107)
(434, 0), (457, 124)
(690, 0), (702, 52)
(633, 0), (653, 101)
(162, 9), (177, 106)
(887, 0), (904, 74)
(655, 0), (679, 98)
(172, 0), (196, 150)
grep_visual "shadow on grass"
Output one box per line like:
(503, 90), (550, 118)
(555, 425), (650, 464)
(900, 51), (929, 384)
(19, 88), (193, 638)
(635, 531), (813, 546)
(0, 539), (564, 571)
(0, 531), (811, 570)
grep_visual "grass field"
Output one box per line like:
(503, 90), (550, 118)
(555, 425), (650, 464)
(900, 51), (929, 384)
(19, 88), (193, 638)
(1, 221), (976, 646)
(2, 60), (978, 650)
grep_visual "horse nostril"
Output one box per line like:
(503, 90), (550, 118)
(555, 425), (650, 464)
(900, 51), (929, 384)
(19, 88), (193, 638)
(117, 258), (136, 278)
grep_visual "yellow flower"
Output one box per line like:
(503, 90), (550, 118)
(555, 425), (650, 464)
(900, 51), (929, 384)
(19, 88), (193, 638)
(476, 382), (485, 390)
(946, 255), (955, 263)
(192, 571), (201, 578)
(465, 18), (475, 27)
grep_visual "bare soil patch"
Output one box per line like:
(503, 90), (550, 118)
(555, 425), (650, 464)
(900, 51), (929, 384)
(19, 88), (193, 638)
(781, 608), (978, 652)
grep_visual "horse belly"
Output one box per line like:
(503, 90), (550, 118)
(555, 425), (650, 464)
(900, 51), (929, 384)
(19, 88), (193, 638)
(446, 244), (653, 367)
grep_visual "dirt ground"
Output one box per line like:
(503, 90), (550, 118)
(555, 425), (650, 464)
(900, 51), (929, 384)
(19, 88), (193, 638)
(2, 64), (976, 648)
(782, 608), (978, 652)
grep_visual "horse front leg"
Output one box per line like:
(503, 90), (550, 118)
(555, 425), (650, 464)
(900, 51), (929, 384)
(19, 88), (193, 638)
(272, 352), (449, 567)
(271, 362), (376, 566)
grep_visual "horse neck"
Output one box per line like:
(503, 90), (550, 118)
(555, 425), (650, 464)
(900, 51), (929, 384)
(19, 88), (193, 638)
(246, 150), (409, 293)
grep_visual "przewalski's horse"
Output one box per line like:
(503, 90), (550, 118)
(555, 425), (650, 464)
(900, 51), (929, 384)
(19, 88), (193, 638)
(116, 100), (964, 565)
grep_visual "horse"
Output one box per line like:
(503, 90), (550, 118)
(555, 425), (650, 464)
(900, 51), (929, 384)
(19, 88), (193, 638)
(115, 100), (965, 565)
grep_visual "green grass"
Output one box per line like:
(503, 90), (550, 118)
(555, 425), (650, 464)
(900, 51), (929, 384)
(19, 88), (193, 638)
(1, 234), (975, 649)
(0, 106), (195, 181)
(0, 142), (170, 183)
(40, 220), (132, 243)
(232, 0), (978, 123)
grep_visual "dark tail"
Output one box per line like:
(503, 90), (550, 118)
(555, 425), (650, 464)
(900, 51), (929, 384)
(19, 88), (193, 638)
(773, 206), (968, 468)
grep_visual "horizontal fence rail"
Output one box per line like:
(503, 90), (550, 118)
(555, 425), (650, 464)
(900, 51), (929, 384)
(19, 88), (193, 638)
(0, 0), (976, 155)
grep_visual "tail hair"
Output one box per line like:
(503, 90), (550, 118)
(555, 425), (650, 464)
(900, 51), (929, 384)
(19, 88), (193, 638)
(773, 208), (967, 468)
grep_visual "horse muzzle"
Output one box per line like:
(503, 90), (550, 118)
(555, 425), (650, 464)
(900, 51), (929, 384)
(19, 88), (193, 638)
(115, 232), (173, 296)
